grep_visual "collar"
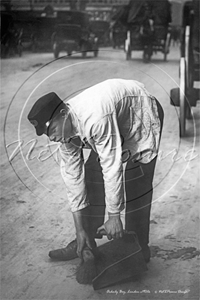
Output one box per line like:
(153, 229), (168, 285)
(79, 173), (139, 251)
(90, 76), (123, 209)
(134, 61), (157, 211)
(66, 103), (86, 142)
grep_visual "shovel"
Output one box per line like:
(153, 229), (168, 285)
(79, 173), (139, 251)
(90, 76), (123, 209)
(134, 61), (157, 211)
(92, 230), (147, 290)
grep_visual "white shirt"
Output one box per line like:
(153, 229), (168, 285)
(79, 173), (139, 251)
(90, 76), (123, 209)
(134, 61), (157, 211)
(59, 79), (161, 213)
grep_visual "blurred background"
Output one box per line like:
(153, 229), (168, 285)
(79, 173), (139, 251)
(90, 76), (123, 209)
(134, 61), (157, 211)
(0, 0), (184, 57)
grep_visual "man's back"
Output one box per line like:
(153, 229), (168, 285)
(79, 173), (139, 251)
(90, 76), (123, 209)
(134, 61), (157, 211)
(66, 78), (160, 164)
(67, 78), (149, 125)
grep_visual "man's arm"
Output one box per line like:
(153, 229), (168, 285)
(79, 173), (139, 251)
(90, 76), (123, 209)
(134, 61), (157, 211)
(59, 137), (89, 212)
(59, 138), (92, 257)
(72, 207), (94, 258)
(92, 115), (125, 239)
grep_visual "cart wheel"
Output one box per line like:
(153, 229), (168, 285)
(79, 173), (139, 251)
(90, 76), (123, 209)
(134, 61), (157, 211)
(32, 42), (37, 53)
(179, 57), (186, 137)
(126, 45), (131, 60)
(94, 50), (98, 57)
(81, 44), (87, 57)
(143, 50), (151, 63)
(53, 43), (59, 59)
(17, 44), (22, 57)
(164, 51), (167, 62)
(184, 26), (190, 87)
(143, 45), (152, 63)
(184, 25), (193, 119)
(143, 51), (147, 63)
(186, 105), (192, 119)
(164, 33), (171, 61)
(125, 37), (131, 60)
(82, 51), (86, 58)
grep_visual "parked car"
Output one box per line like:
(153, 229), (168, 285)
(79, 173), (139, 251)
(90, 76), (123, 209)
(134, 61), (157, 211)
(52, 23), (98, 58)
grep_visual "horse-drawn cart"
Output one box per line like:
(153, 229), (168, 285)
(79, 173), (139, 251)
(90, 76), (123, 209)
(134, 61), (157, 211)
(125, 24), (171, 62)
(122, 0), (172, 62)
(170, 0), (200, 137)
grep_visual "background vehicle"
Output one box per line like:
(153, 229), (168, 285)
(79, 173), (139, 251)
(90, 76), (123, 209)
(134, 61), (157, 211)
(52, 23), (98, 58)
(1, 12), (23, 57)
(56, 10), (90, 28)
(14, 20), (36, 52)
(114, 0), (171, 62)
(10, 11), (38, 53)
(110, 21), (127, 49)
(89, 20), (111, 46)
(170, 0), (200, 137)
(110, 5), (129, 49)
(52, 11), (98, 58)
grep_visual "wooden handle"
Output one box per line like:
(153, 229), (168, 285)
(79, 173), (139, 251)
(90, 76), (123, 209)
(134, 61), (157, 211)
(98, 229), (136, 236)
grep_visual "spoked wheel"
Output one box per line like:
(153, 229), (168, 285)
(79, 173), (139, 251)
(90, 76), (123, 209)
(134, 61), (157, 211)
(53, 43), (59, 59)
(125, 31), (131, 60)
(81, 44), (87, 58)
(184, 26), (190, 88)
(179, 57), (187, 137)
(17, 43), (22, 57)
(142, 40), (153, 63)
(164, 32), (171, 61)
(143, 46), (152, 63)
(94, 49), (98, 57)
(179, 25), (193, 137)
(126, 43), (131, 60)
(184, 25), (193, 119)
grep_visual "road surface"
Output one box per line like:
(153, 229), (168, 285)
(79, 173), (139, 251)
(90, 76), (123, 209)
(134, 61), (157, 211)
(1, 46), (200, 300)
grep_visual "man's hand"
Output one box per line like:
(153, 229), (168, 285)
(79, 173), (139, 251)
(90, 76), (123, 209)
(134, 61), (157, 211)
(97, 212), (123, 240)
(76, 229), (93, 260)
(72, 207), (93, 260)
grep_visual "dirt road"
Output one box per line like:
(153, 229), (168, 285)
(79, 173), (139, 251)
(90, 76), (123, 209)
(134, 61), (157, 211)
(1, 47), (199, 300)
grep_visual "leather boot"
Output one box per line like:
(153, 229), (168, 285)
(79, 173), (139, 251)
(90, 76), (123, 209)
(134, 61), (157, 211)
(49, 239), (97, 261)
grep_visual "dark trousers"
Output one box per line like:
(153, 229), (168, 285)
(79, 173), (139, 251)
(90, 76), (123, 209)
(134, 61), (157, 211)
(84, 100), (164, 249)
(124, 157), (157, 248)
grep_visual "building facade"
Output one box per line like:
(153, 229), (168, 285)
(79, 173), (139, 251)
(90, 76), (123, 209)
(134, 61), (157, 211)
(1, 0), (130, 21)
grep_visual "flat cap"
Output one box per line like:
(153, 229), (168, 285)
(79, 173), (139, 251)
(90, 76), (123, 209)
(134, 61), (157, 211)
(27, 92), (64, 136)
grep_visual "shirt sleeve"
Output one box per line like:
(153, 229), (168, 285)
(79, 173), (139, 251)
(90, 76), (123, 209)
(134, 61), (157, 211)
(92, 114), (125, 213)
(59, 137), (89, 212)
